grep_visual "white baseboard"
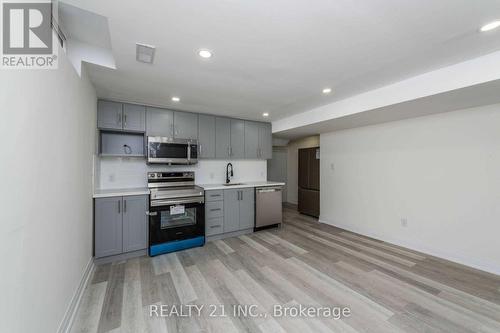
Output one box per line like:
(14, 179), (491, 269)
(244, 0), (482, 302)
(319, 218), (500, 277)
(57, 257), (95, 333)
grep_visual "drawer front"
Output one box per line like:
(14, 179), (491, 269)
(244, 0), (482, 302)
(206, 217), (224, 236)
(206, 190), (223, 202)
(206, 201), (224, 219)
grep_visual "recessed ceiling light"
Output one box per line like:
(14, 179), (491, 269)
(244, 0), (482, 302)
(262, 112), (269, 117)
(136, 43), (156, 64)
(198, 49), (212, 58)
(480, 20), (500, 32)
(171, 97), (180, 102)
(322, 88), (332, 94)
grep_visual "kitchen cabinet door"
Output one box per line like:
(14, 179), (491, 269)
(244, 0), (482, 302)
(244, 121), (259, 159)
(95, 197), (123, 258)
(258, 122), (272, 159)
(146, 107), (174, 137)
(174, 111), (198, 140)
(98, 100), (123, 130)
(223, 189), (240, 233)
(123, 104), (146, 132)
(122, 195), (148, 253)
(198, 114), (216, 158)
(239, 188), (255, 229)
(230, 119), (245, 159)
(215, 117), (231, 159)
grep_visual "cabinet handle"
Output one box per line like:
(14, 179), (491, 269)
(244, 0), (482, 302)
(117, 113), (122, 126)
(124, 114), (127, 128)
(210, 194), (221, 197)
(118, 200), (121, 213)
(210, 208), (221, 211)
(210, 225), (221, 228)
(199, 143), (202, 156)
(124, 200), (127, 213)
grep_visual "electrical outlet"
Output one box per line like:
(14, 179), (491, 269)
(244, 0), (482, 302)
(108, 174), (115, 182)
(400, 218), (408, 227)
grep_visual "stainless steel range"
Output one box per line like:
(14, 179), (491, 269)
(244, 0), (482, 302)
(147, 171), (205, 256)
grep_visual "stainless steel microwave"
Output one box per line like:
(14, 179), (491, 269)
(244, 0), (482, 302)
(147, 137), (198, 164)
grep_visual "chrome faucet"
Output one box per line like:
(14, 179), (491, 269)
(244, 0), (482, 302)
(226, 163), (234, 184)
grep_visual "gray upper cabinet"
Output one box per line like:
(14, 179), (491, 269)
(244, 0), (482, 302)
(146, 107), (174, 137)
(244, 121), (260, 159)
(174, 111), (198, 140)
(122, 104), (146, 132)
(215, 117), (231, 159)
(223, 189), (240, 233)
(239, 188), (255, 229)
(230, 119), (245, 159)
(98, 100), (123, 130)
(98, 101), (145, 133)
(94, 197), (123, 258)
(198, 114), (216, 158)
(122, 195), (148, 253)
(259, 122), (272, 159)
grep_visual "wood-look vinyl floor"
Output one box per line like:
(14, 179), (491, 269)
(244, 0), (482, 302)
(72, 207), (500, 333)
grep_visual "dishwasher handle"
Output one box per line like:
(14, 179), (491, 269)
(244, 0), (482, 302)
(257, 187), (282, 193)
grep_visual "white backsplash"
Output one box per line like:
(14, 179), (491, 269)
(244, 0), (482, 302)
(97, 157), (267, 189)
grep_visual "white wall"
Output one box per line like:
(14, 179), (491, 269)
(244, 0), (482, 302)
(0, 45), (97, 332)
(97, 158), (267, 189)
(286, 136), (320, 204)
(320, 104), (500, 275)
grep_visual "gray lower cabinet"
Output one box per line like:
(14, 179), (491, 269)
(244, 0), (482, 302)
(239, 188), (255, 229)
(223, 189), (240, 233)
(122, 195), (148, 252)
(244, 121), (260, 159)
(98, 100), (123, 131)
(94, 197), (123, 257)
(123, 104), (146, 132)
(223, 188), (255, 233)
(146, 107), (174, 137)
(230, 119), (245, 159)
(94, 195), (148, 258)
(198, 114), (216, 158)
(174, 111), (198, 140)
(215, 117), (231, 159)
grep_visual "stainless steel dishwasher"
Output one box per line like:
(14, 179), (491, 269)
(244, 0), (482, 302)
(255, 186), (283, 230)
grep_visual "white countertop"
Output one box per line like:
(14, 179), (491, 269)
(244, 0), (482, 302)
(93, 181), (285, 198)
(199, 181), (285, 191)
(93, 187), (150, 198)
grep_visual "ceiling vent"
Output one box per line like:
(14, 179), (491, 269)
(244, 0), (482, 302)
(136, 43), (156, 64)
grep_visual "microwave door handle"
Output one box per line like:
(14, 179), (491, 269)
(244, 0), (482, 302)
(187, 144), (191, 164)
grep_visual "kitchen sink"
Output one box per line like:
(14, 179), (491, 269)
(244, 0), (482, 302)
(223, 183), (244, 186)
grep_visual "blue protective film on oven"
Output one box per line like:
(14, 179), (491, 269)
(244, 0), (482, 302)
(149, 236), (205, 256)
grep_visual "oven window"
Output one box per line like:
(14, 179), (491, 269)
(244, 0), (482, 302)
(160, 207), (197, 229)
(149, 143), (188, 158)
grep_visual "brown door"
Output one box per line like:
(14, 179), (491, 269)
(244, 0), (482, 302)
(308, 148), (320, 191)
(298, 147), (320, 217)
(298, 148), (309, 189)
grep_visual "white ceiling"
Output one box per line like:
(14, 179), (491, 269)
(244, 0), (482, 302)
(64, 0), (500, 122)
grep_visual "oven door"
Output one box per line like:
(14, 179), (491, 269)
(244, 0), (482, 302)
(149, 197), (205, 246)
(147, 138), (189, 164)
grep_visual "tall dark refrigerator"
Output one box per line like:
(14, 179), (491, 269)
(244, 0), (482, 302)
(298, 147), (320, 217)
